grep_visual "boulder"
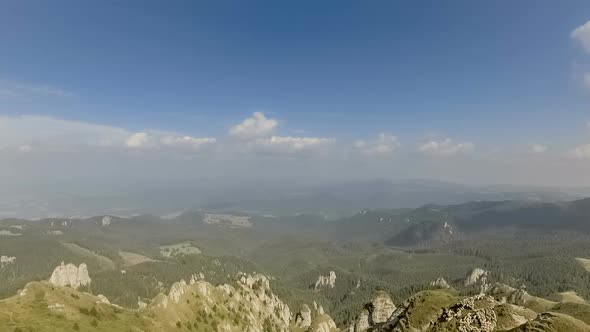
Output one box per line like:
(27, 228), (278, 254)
(369, 291), (396, 324)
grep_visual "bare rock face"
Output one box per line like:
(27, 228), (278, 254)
(48, 262), (91, 289)
(349, 291), (396, 331)
(507, 289), (530, 306)
(97, 294), (110, 304)
(188, 272), (205, 284)
(353, 309), (370, 332)
(236, 272), (292, 326)
(430, 277), (450, 289)
(351, 290), (503, 332)
(151, 272), (293, 331)
(487, 283), (533, 306)
(369, 291), (396, 325)
(100, 216), (112, 226)
(308, 314), (338, 332)
(455, 307), (497, 332)
(464, 268), (489, 293)
(314, 271), (337, 290)
(464, 268), (487, 286)
(168, 279), (187, 303)
(0, 255), (16, 268)
(295, 304), (313, 328)
(435, 294), (498, 332)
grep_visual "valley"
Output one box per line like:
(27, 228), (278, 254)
(2, 198), (590, 330)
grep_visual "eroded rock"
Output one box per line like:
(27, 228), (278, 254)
(48, 262), (91, 289)
(314, 271), (336, 290)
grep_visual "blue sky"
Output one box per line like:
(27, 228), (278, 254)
(1, 0), (590, 189)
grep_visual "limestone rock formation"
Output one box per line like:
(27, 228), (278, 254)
(464, 268), (487, 287)
(0, 255), (16, 268)
(101, 215), (112, 226)
(430, 277), (450, 289)
(48, 262), (91, 289)
(295, 304), (313, 328)
(349, 291), (395, 331)
(149, 271), (294, 331)
(308, 314), (338, 332)
(314, 271), (337, 290)
(434, 294), (498, 332)
(369, 291), (396, 324)
(188, 272), (205, 284)
(349, 290), (503, 332)
(4, 272), (589, 332)
(464, 267), (489, 293)
(353, 309), (370, 332)
(487, 283), (534, 306)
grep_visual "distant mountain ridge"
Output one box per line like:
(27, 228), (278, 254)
(3, 179), (584, 220)
(383, 197), (590, 247)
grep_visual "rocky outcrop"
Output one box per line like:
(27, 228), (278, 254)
(487, 283), (534, 306)
(168, 279), (187, 303)
(430, 277), (450, 289)
(4, 274), (588, 332)
(295, 304), (313, 328)
(0, 255), (16, 268)
(369, 291), (396, 324)
(349, 290), (502, 332)
(149, 272), (294, 331)
(188, 272), (205, 284)
(464, 268), (487, 286)
(294, 300), (339, 332)
(308, 314), (338, 332)
(434, 294), (498, 332)
(352, 309), (370, 332)
(314, 271), (336, 290)
(48, 262), (91, 289)
(507, 289), (530, 306)
(349, 291), (396, 331)
(464, 268), (489, 293)
(100, 216), (112, 226)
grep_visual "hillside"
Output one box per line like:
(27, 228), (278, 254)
(2, 272), (590, 332)
(0, 272), (329, 332)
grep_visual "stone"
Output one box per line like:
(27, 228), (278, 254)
(0, 255), (16, 268)
(314, 271), (337, 290)
(48, 262), (91, 289)
(369, 291), (396, 325)
(430, 277), (451, 289)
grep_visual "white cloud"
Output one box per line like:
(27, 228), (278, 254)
(0, 115), (129, 149)
(0, 115), (215, 153)
(125, 133), (150, 148)
(160, 136), (216, 150)
(228, 112), (332, 155)
(0, 80), (73, 98)
(354, 133), (400, 157)
(229, 112), (277, 140)
(569, 143), (590, 159)
(250, 136), (334, 154)
(125, 132), (216, 150)
(572, 20), (590, 53)
(530, 144), (547, 155)
(418, 138), (474, 157)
